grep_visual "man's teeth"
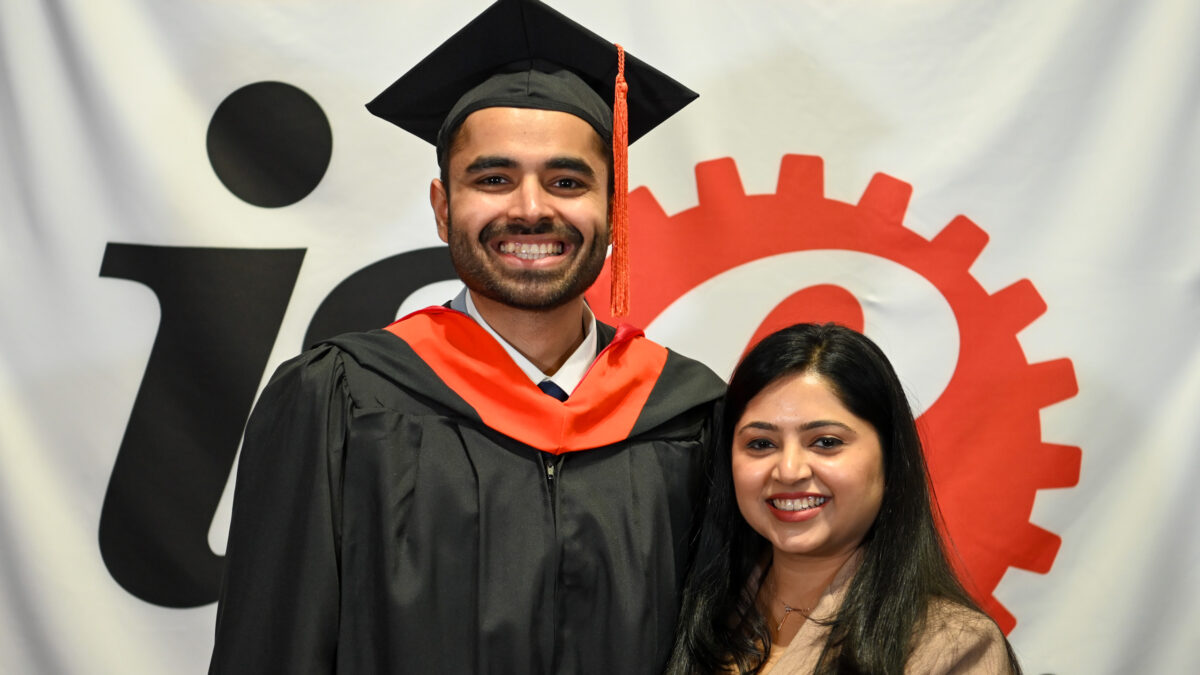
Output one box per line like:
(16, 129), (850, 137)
(771, 496), (828, 511)
(499, 242), (564, 260)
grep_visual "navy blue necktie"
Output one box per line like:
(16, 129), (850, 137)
(537, 380), (569, 402)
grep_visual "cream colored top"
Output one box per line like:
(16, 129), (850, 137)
(762, 556), (1014, 674)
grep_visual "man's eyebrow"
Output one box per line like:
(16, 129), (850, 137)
(462, 155), (596, 178)
(464, 155), (517, 173)
(544, 156), (596, 178)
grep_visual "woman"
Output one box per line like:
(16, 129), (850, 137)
(667, 323), (1020, 674)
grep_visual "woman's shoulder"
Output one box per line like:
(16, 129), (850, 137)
(923, 598), (1004, 636)
(907, 598), (1015, 674)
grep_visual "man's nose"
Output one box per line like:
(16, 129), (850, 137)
(507, 177), (554, 224)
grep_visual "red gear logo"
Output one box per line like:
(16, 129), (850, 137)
(588, 154), (1082, 632)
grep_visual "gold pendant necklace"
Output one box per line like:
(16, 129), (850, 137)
(768, 572), (811, 634)
(775, 600), (810, 633)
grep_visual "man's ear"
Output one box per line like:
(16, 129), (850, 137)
(430, 178), (449, 243)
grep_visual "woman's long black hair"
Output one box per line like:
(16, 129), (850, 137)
(666, 323), (1020, 674)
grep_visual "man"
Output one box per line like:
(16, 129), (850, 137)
(209, 1), (723, 673)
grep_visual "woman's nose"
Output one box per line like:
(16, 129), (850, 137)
(773, 444), (812, 484)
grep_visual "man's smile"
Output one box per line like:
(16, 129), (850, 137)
(497, 240), (567, 260)
(481, 221), (583, 269)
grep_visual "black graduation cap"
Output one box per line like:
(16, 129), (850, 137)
(366, 0), (698, 318)
(365, 0), (697, 161)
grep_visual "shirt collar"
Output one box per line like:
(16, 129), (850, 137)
(451, 287), (597, 395)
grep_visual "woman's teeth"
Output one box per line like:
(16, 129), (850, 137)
(499, 242), (564, 260)
(770, 496), (828, 511)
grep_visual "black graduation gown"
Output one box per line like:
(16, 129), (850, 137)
(210, 308), (724, 674)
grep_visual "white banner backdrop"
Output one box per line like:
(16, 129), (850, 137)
(2, 0), (1198, 673)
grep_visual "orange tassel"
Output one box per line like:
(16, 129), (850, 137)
(610, 43), (630, 318)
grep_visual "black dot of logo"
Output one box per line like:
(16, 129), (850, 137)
(206, 81), (333, 208)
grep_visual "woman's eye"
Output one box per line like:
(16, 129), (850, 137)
(813, 436), (843, 450)
(745, 438), (776, 451)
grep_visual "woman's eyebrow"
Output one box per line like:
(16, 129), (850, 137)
(737, 419), (853, 433)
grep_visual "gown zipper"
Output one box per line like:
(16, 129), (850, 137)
(543, 452), (559, 508)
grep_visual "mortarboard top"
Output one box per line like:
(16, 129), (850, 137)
(366, 0), (699, 318)
(365, 0), (697, 161)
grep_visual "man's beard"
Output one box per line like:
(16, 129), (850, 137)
(445, 211), (610, 311)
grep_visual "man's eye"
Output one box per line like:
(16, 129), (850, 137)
(551, 177), (584, 189)
(477, 175), (508, 186)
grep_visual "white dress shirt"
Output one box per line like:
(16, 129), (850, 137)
(450, 288), (597, 395)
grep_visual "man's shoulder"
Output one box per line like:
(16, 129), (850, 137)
(317, 327), (404, 358)
(636, 333), (724, 392)
(272, 328), (403, 375)
(597, 321), (722, 382)
(600, 325), (724, 436)
(265, 327), (447, 402)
